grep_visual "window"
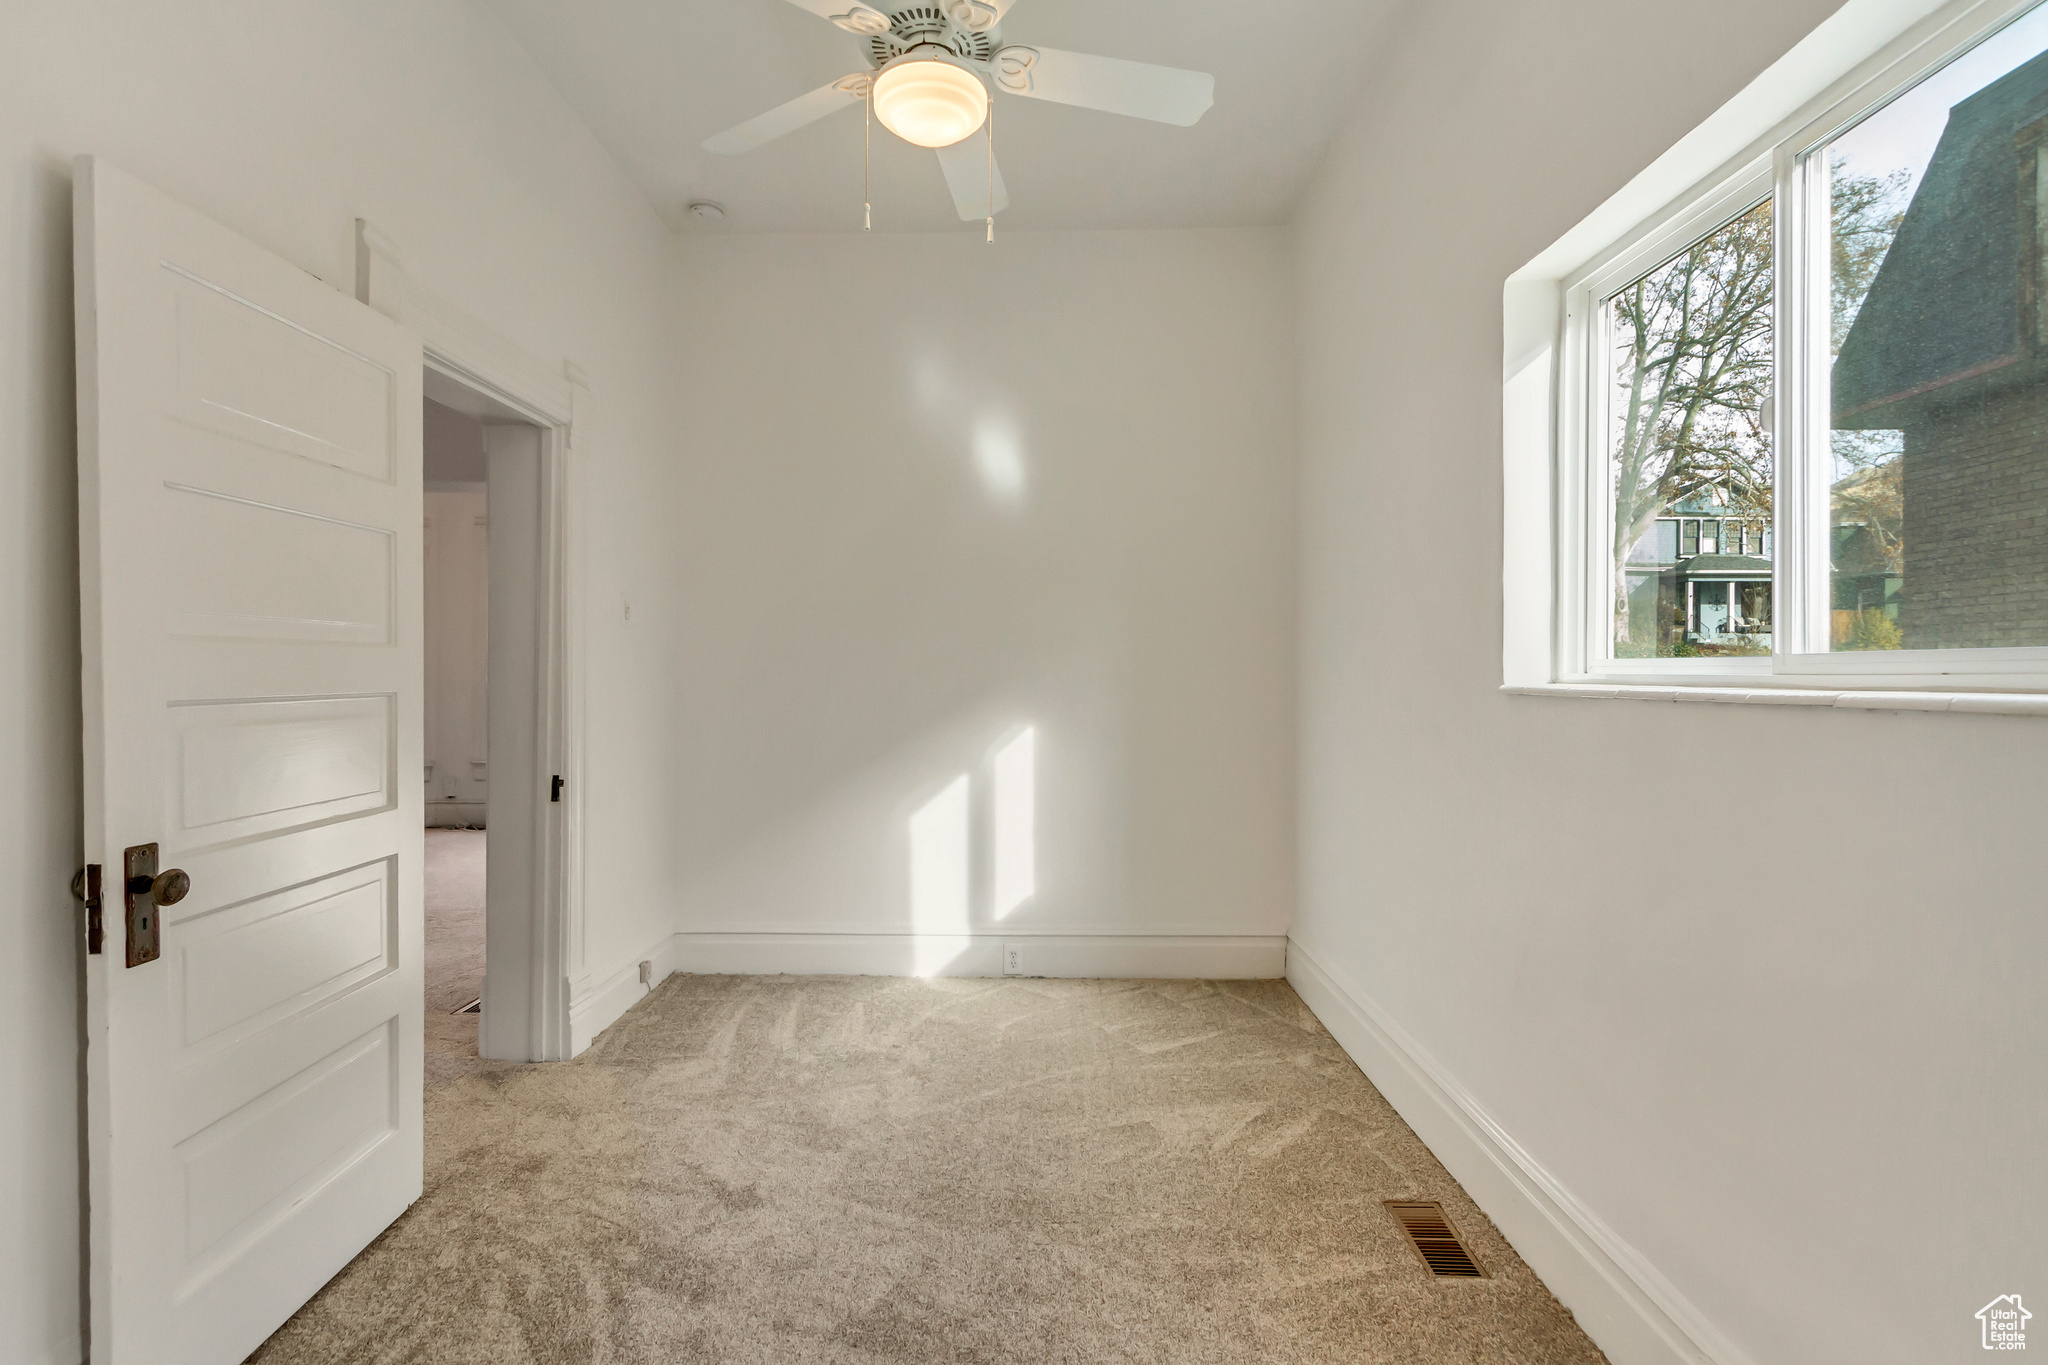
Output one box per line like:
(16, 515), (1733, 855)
(1554, 0), (2048, 688)
(1601, 197), (1774, 659)
(1821, 10), (2048, 655)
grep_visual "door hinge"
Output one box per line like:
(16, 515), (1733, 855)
(550, 775), (564, 803)
(71, 865), (103, 955)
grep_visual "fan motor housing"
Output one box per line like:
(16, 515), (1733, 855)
(862, 5), (999, 68)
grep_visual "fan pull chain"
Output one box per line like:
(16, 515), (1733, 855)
(864, 80), (873, 233)
(986, 94), (995, 244)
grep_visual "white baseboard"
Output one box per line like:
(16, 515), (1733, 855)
(568, 932), (1285, 1053)
(664, 932), (1286, 981)
(570, 932), (1281, 1054)
(1285, 939), (1751, 1365)
(567, 932), (688, 1055)
(424, 801), (484, 829)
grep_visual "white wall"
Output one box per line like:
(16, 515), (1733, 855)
(1294, 3), (2046, 1363)
(424, 485), (488, 826)
(669, 229), (1296, 972)
(424, 394), (489, 828)
(0, 4), (684, 1362)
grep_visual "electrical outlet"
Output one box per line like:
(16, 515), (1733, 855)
(638, 959), (653, 986)
(1002, 943), (1023, 976)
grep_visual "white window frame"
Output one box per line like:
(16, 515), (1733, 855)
(1543, 0), (2048, 694)
(1560, 160), (1777, 685)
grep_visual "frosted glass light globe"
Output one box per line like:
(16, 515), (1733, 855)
(873, 57), (990, 149)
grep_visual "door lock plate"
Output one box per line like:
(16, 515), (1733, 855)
(124, 842), (161, 968)
(72, 864), (104, 955)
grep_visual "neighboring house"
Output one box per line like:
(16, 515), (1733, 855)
(1830, 461), (1904, 634)
(1833, 49), (2048, 649)
(1624, 486), (1773, 650)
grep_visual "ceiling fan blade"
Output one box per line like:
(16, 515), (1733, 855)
(939, 0), (1019, 31)
(993, 46), (1214, 126)
(781, 0), (1018, 36)
(935, 129), (1009, 221)
(779, 0), (894, 34)
(703, 76), (869, 155)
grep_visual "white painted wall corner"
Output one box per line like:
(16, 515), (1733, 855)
(568, 933), (689, 1055)
(1285, 940), (1752, 1365)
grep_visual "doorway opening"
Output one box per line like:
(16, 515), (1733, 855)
(423, 392), (492, 1082)
(419, 364), (562, 1075)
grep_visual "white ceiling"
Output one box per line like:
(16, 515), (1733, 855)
(486, 0), (1406, 234)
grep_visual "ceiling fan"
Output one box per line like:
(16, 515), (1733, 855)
(703, 1), (1215, 227)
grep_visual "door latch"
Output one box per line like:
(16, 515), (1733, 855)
(551, 775), (563, 803)
(121, 843), (189, 968)
(71, 864), (103, 955)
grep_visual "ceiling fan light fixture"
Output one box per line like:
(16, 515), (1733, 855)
(872, 53), (989, 149)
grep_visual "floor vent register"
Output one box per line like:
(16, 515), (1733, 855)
(1384, 1201), (1488, 1278)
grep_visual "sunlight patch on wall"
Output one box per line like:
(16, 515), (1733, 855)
(991, 727), (1036, 918)
(972, 414), (1027, 504)
(908, 774), (971, 975)
(909, 349), (951, 418)
(907, 349), (1029, 506)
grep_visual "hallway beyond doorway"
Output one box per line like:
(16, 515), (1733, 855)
(423, 830), (507, 1087)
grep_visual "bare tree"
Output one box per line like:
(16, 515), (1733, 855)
(1609, 200), (1774, 646)
(1828, 160), (1909, 588)
(1606, 169), (1909, 648)
(1830, 162), (1910, 353)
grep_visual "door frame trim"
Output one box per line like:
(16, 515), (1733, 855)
(355, 220), (588, 1062)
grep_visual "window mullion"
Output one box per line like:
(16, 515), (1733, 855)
(1586, 290), (1615, 674)
(1773, 144), (1832, 658)
(1801, 148), (1835, 658)
(1558, 280), (1601, 681)
(1557, 288), (1584, 680)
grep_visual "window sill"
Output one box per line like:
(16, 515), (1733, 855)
(1504, 682), (2048, 716)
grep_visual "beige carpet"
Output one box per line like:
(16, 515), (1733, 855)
(423, 830), (504, 1088)
(250, 975), (1608, 1364)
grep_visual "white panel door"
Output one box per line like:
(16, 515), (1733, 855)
(73, 157), (424, 1365)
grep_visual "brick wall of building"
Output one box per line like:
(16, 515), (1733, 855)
(1898, 381), (2048, 648)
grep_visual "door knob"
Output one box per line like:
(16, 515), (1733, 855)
(121, 843), (182, 968)
(125, 868), (187, 904)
